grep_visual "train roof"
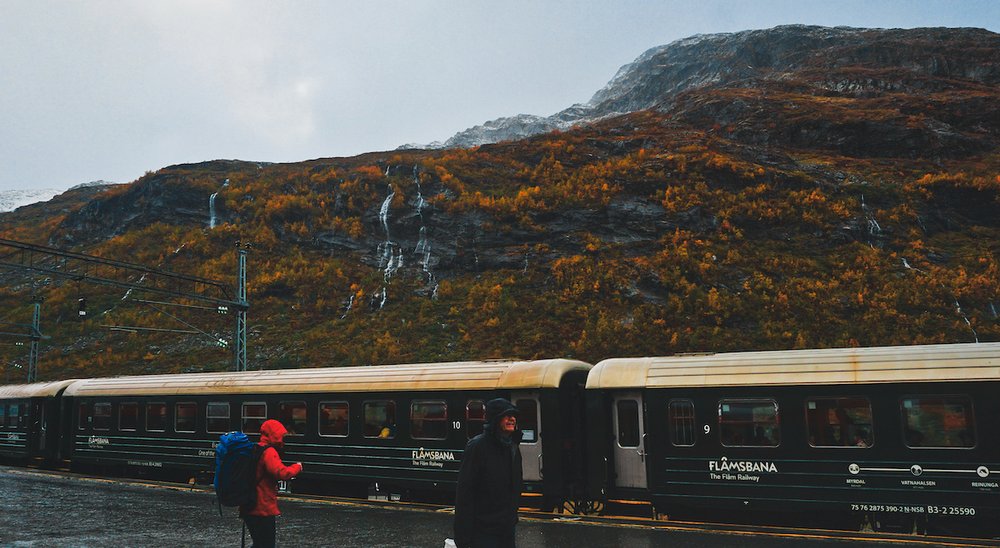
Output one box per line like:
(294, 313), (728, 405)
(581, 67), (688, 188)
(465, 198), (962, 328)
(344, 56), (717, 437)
(586, 342), (1000, 389)
(0, 379), (79, 399)
(63, 359), (592, 397)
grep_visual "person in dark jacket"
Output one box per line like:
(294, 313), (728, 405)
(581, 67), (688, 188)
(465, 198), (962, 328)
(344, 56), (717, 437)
(454, 398), (523, 548)
(241, 419), (303, 548)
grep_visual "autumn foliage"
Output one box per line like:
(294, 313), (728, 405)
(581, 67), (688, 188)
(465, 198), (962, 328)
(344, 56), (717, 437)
(1, 82), (999, 380)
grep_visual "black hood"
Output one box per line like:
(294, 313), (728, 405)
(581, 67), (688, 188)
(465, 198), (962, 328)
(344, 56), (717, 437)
(484, 398), (519, 427)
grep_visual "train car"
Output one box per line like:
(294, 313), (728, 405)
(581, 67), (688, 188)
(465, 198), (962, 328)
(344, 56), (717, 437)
(0, 380), (78, 465)
(585, 343), (1000, 536)
(63, 358), (591, 509)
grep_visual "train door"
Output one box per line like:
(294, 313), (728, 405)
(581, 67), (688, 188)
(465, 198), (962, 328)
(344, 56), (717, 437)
(512, 392), (542, 481)
(612, 391), (647, 489)
(33, 401), (46, 454)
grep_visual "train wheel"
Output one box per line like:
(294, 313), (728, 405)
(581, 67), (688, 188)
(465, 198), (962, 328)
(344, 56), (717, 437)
(588, 500), (606, 515)
(561, 499), (604, 516)
(869, 512), (918, 535)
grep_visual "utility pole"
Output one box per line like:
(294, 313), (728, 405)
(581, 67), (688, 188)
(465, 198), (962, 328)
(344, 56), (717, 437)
(234, 243), (249, 372)
(27, 296), (42, 383)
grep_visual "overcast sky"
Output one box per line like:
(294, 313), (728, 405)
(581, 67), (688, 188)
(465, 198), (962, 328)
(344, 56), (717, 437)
(2, 1), (998, 191)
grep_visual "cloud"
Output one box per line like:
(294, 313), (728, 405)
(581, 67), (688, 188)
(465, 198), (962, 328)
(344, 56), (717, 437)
(121, 2), (321, 146)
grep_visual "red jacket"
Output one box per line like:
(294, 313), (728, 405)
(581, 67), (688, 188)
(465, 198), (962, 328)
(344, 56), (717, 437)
(242, 419), (303, 517)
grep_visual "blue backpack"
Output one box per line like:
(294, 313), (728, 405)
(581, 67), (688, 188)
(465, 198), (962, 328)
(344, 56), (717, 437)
(214, 432), (263, 509)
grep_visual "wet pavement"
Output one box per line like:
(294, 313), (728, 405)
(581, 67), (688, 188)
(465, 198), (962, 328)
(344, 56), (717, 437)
(0, 466), (986, 547)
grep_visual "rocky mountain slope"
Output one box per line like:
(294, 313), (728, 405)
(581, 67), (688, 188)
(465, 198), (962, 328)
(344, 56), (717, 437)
(435, 25), (1000, 149)
(1, 25), (998, 379)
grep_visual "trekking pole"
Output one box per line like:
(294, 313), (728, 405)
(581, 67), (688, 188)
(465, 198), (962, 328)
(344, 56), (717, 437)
(241, 519), (246, 548)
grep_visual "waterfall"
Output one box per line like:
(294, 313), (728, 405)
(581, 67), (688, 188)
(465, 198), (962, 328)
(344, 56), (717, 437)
(410, 165), (436, 290)
(413, 165), (426, 221)
(902, 257), (979, 342)
(340, 294), (354, 320)
(954, 300), (979, 343)
(861, 195), (881, 236)
(208, 180), (228, 229)
(377, 182), (403, 283)
(415, 227), (432, 281)
(208, 193), (218, 229)
(375, 182), (401, 308)
(379, 183), (395, 238)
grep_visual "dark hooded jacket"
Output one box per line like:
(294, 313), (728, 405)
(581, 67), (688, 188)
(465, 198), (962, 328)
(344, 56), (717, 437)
(453, 398), (523, 547)
(241, 419), (303, 517)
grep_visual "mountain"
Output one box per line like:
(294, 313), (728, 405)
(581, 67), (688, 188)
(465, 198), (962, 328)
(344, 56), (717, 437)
(0, 181), (122, 214)
(433, 25), (1000, 149)
(0, 189), (63, 213)
(1, 25), (998, 380)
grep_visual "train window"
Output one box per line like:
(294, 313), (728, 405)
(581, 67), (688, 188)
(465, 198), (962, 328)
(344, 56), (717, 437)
(411, 401), (448, 440)
(7, 403), (20, 429)
(616, 400), (640, 447)
(363, 400), (396, 439)
(719, 399), (780, 447)
(806, 397), (873, 448)
(516, 399), (539, 443)
(279, 401), (307, 436)
(242, 403), (267, 434)
(901, 396), (976, 449)
(176, 402), (197, 433)
(319, 402), (349, 437)
(119, 402), (139, 432)
(206, 402), (230, 433)
(92, 403), (112, 431)
(669, 399), (696, 447)
(77, 403), (88, 430)
(466, 400), (485, 439)
(0, 404), (5, 429)
(147, 403), (167, 432)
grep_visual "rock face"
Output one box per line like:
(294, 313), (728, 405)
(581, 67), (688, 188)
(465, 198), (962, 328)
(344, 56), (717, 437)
(434, 25), (1000, 148)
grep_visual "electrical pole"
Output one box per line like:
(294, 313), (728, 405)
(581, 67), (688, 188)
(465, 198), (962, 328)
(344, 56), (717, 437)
(27, 296), (42, 383)
(235, 243), (249, 372)
(0, 237), (246, 377)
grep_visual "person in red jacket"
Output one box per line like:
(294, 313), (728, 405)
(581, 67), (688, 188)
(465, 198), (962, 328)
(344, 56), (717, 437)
(241, 419), (303, 548)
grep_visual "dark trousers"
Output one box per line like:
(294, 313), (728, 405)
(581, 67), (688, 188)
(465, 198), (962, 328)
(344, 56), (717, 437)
(244, 515), (276, 548)
(472, 525), (516, 548)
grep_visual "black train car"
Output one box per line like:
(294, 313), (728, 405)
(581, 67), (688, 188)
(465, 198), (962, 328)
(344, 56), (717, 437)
(585, 343), (1000, 536)
(63, 359), (591, 509)
(0, 380), (77, 465)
